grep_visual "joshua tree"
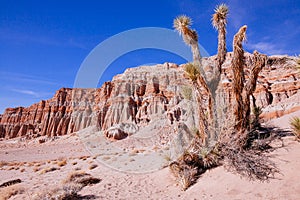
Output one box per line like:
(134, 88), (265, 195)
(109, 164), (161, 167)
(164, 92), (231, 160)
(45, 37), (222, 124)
(209, 3), (229, 142)
(231, 25), (267, 133)
(174, 4), (267, 146)
(174, 15), (211, 144)
(212, 3), (229, 73)
(173, 16), (202, 72)
(171, 3), (279, 190)
(174, 4), (230, 146)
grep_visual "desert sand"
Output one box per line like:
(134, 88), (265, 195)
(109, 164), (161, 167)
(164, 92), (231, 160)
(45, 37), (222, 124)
(0, 111), (300, 200)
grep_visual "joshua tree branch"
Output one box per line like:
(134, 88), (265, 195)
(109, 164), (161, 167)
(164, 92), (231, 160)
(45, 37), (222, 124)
(244, 51), (267, 97)
(231, 25), (247, 131)
(241, 51), (267, 129)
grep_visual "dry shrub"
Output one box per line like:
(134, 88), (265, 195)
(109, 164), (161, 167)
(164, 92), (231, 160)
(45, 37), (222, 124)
(102, 156), (111, 160)
(0, 161), (23, 170)
(79, 156), (88, 161)
(63, 171), (101, 187)
(0, 179), (22, 188)
(52, 160), (58, 165)
(33, 167), (40, 172)
(0, 161), (9, 168)
(290, 117), (300, 140)
(170, 162), (198, 191)
(57, 159), (67, 167)
(38, 138), (46, 144)
(33, 183), (82, 200)
(39, 167), (59, 174)
(89, 164), (98, 170)
(27, 162), (35, 167)
(35, 163), (42, 167)
(7, 166), (15, 171)
(171, 126), (281, 190)
(170, 162), (199, 191)
(74, 167), (81, 171)
(34, 171), (101, 200)
(218, 133), (279, 181)
(169, 152), (206, 191)
(0, 185), (24, 200)
(72, 161), (77, 165)
(63, 171), (87, 184)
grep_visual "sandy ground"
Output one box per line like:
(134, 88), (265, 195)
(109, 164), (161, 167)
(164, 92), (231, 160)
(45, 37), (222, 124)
(0, 111), (300, 200)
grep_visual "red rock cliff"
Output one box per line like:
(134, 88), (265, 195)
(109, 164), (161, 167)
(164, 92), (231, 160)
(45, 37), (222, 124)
(0, 54), (299, 139)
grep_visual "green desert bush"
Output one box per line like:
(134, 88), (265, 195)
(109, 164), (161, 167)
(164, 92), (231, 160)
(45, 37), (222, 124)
(181, 85), (193, 100)
(199, 148), (219, 169)
(184, 63), (200, 82)
(290, 117), (300, 140)
(251, 106), (263, 129)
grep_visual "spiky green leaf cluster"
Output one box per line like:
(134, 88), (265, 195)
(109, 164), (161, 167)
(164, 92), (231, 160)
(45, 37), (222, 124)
(173, 15), (198, 45)
(290, 117), (300, 139)
(184, 63), (200, 82)
(173, 15), (192, 35)
(212, 3), (229, 29)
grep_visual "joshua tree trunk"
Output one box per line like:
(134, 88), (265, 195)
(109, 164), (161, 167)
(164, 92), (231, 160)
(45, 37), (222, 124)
(241, 51), (267, 131)
(217, 23), (227, 72)
(231, 25), (247, 131)
(231, 26), (267, 133)
(207, 4), (229, 144)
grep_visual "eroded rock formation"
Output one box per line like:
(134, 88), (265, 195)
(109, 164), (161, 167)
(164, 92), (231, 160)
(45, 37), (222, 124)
(0, 54), (299, 139)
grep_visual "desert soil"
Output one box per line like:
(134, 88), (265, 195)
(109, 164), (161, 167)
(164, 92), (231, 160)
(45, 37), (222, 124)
(0, 111), (300, 200)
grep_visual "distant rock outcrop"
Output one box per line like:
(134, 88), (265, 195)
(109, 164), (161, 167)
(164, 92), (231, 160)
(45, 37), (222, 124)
(0, 54), (299, 139)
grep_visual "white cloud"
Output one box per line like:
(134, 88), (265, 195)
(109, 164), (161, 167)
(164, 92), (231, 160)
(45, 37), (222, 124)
(0, 71), (59, 86)
(10, 88), (53, 98)
(11, 89), (40, 97)
(246, 42), (286, 55)
(0, 28), (87, 49)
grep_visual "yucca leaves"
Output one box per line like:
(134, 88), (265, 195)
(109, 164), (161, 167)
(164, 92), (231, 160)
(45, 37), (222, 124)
(290, 117), (300, 140)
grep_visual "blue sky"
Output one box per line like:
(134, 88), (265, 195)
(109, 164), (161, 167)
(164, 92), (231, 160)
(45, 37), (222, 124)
(0, 0), (299, 113)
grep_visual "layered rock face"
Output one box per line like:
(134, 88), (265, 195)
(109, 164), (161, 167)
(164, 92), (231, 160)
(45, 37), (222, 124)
(254, 56), (300, 119)
(0, 88), (99, 138)
(0, 63), (191, 139)
(0, 54), (299, 139)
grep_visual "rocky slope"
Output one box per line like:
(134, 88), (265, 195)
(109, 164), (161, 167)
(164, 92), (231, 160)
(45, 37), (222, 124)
(0, 53), (299, 139)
